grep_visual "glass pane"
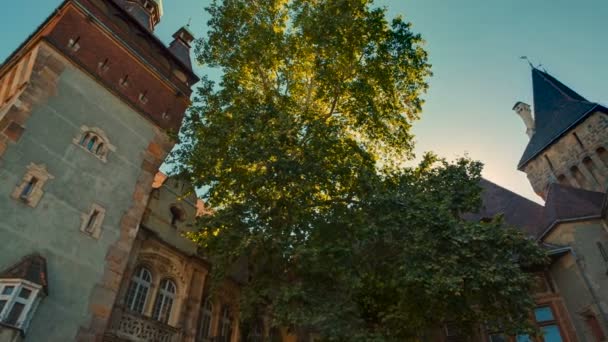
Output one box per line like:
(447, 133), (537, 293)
(490, 334), (507, 342)
(18, 287), (32, 299)
(2, 286), (15, 295)
(541, 325), (563, 342)
(517, 335), (533, 342)
(5, 302), (25, 326)
(535, 306), (555, 322)
(0, 300), (6, 314)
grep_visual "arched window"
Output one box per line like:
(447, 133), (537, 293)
(152, 279), (176, 324)
(74, 126), (114, 162)
(125, 267), (152, 314)
(87, 136), (98, 152)
(570, 165), (589, 188)
(198, 298), (214, 341)
(220, 306), (233, 342)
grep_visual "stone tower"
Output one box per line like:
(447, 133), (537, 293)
(514, 68), (608, 199)
(0, 0), (197, 341)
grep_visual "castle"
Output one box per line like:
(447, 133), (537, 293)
(0, 1), (606, 341)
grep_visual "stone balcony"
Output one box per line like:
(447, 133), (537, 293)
(104, 305), (181, 342)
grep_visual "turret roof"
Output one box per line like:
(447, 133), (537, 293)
(518, 68), (606, 169)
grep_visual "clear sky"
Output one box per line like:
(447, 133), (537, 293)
(2, 0), (607, 203)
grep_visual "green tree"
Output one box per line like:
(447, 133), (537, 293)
(173, 0), (546, 340)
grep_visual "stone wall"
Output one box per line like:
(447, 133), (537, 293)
(522, 112), (608, 198)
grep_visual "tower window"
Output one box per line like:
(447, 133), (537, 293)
(80, 204), (105, 239)
(73, 126), (115, 163)
(544, 155), (554, 171)
(67, 36), (81, 52)
(572, 132), (584, 148)
(570, 165), (589, 188)
(120, 75), (129, 87)
(11, 163), (54, 208)
(20, 177), (38, 200)
(170, 205), (185, 226)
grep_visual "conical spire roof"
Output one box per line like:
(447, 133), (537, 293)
(518, 68), (604, 169)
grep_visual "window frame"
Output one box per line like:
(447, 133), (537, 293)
(0, 279), (42, 332)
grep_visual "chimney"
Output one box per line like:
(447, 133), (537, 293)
(513, 101), (535, 138)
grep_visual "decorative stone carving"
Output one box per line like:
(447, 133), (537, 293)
(109, 305), (181, 342)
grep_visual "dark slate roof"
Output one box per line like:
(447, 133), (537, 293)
(464, 178), (545, 236)
(542, 183), (604, 229)
(0, 254), (49, 294)
(518, 68), (607, 169)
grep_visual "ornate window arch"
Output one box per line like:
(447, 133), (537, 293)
(73, 126), (116, 162)
(124, 266), (153, 314)
(152, 278), (176, 324)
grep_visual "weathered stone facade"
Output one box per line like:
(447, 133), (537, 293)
(522, 112), (608, 198)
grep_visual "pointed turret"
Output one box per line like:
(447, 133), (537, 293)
(516, 68), (600, 169)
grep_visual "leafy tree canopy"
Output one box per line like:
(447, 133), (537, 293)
(173, 0), (546, 340)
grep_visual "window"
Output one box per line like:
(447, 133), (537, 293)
(534, 306), (563, 342)
(73, 126), (115, 162)
(198, 298), (214, 341)
(80, 204), (105, 239)
(20, 177), (38, 200)
(11, 163), (54, 208)
(220, 306), (233, 342)
(0, 281), (42, 331)
(170, 205), (185, 226)
(125, 267), (152, 314)
(488, 334), (507, 342)
(152, 279), (176, 324)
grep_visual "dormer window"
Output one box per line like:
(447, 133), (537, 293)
(73, 126), (115, 163)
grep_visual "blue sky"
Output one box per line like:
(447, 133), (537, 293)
(2, 0), (607, 203)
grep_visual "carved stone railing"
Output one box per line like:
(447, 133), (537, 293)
(106, 305), (182, 342)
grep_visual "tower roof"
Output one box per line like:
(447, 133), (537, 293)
(517, 68), (606, 169)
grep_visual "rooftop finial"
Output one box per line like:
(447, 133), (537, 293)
(520, 56), (534, 68)
(187, 17), (192, 28)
